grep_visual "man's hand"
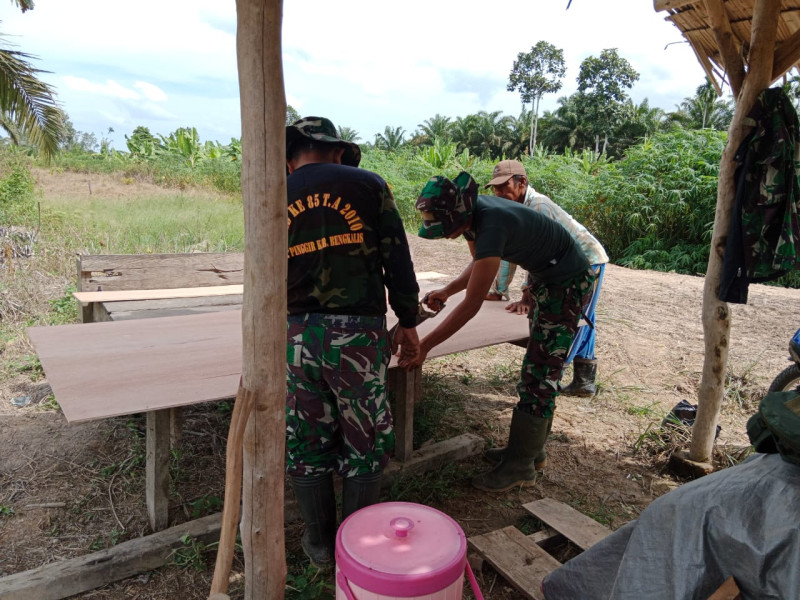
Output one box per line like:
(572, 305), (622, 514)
(392, 326), (420, 369)
(398, 338), (429, 370)
(505, 300), (530, 315)
(423, 289), (447, 311)
(505, 288), (531, 315)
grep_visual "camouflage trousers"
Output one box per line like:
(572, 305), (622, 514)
(518, 268), (596, 418)
(286, 313), (394, 478)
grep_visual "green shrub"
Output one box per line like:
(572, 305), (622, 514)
(0, 150), (36, 225)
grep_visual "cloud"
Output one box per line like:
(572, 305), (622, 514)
(441, 69), (506, 106)
(61, 76), (139, 100)
(134, 82), (168, 102)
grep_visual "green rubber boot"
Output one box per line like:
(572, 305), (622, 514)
(291, 473), (336, 568)
(560, 358), (598, 397)
(484, 416), (552, 468)
(341, 471), (383, 520)
(473, 410), (552, 492)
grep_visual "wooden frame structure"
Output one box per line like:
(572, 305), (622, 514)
(653, 1), (800, 464)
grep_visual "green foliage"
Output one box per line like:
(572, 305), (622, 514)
(48, 285), (79, 325)
(285, 561), (335, 599)
(170, 534), (214, 571)
(189, 494), (223, 518)
(0, 148), (35, 224)
(508, 41), (566, 152)
(576, 48), (640, 151)
(0, 504), (14, 517)
(570, 129), (725, 269)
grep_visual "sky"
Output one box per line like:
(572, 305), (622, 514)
(2, 0), (709, 151)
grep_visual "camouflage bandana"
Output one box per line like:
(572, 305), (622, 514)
(415, 171), (478, 239)
(286, 116), (362, 167)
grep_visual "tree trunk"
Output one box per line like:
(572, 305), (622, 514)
(690, 0), (780, 463)
(235, 0), (288, 597)
(530, 95), (541, 155)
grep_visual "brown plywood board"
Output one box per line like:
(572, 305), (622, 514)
(523, 498), (610, 552)
(28, 291), (529, 423)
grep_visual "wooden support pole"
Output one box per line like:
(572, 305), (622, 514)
(691, 0), (780, 463)
(388, 366), (420, 461)
(235, 0), (287, 598)
(146, 408), (171, 531)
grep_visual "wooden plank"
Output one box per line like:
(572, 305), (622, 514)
(27, 291), (529, 423)
(77, 252), (245, 292)
(468, 526), (561, 600)
(73, 284), (244, 305)
(146, 410), (171, 531)
(388, 366), (420, 461)
(0, 512), (223, 600)
(522, 498), (610, 552)
(383, 433), (484, 481)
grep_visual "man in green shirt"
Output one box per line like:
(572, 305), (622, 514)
(401, 172), (595, 491)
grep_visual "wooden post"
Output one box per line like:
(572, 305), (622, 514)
(690, 0), (780, 462)
(146, 409), (171, 531)
(235, 0), (287, 598)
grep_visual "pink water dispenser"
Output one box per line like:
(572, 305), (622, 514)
(335, 501), (484, 600)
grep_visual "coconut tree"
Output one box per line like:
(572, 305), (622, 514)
(0, 0), (65, 158)
(374, 125), (406, 151)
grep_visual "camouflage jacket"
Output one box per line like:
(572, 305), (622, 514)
(720, 87), (800, 303)
(287, 162), (420, 327)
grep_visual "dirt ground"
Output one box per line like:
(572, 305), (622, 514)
(1, 207), (798, 598)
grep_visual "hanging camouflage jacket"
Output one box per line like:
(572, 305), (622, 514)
(720, 87), (800, 303)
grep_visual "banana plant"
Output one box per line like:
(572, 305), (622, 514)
(159, 126), (202, 168)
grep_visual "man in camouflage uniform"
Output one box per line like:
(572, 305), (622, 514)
(286, 117), (420, 566)
(484, 159), (609, 398)
(401, 171), (595, 492)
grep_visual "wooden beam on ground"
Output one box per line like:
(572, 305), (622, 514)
(383, 433), (484, 483)
(704, 0), (745, 96)
(522, 498), (610, 552)
(468, 526), (561, 600)
(0, 513), (223, 600)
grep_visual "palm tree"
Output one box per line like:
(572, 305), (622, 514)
(374, 125), (405, 151)
(415, 114), (452, 145)
(539, 96), (588, 153)
(1, 1), (66, 158)
(336, 126), (360, 143)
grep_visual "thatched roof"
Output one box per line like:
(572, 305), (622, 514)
(655, 0), (800, 94)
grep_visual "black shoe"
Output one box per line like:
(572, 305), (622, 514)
(561, 358), (598, 397)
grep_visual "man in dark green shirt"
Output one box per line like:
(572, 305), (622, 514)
(401, 172), (595, 492)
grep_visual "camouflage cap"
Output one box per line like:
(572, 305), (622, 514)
(416, 171), (478, 239)
(286, 116), (361, 167)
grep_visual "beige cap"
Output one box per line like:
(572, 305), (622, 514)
(485, 159), (527, 187)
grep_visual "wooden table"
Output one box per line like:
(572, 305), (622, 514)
(29, 290), (530, 530)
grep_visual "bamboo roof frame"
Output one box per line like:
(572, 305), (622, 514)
(655, 0), (800, 96)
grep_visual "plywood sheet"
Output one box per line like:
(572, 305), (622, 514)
(28, 291), (529, 423)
